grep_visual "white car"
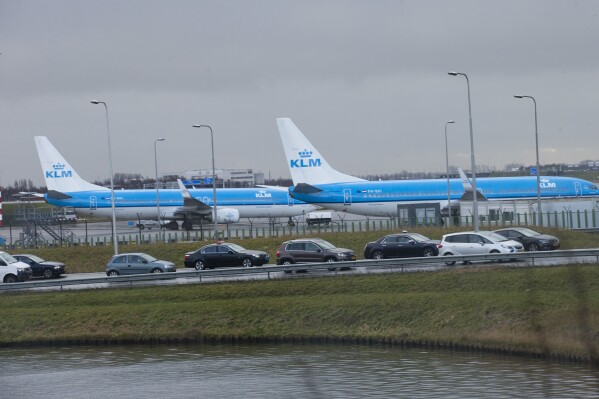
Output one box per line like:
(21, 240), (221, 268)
(438, 231), (524, 265)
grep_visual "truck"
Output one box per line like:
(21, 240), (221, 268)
(305, 211), (332, 226)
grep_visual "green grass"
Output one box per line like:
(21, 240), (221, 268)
(0, 264), (598, 361)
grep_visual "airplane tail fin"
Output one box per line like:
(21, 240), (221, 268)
(277, 118), (365, 185)
(35, 136), (108, 193)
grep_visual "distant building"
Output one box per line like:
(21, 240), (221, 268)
(182, 168), (264, 187)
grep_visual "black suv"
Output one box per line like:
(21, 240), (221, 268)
(276, 238), (356, 266)
(184, 242), (270, 270)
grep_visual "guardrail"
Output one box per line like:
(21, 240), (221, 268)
(1, 248), (598, 293)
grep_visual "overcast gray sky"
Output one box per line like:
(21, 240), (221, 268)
(1, 0), (598, 187)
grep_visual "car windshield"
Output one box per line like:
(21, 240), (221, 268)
(26, 255), (45, 263)
(139, 254), (157, 262)
(226, 243), (246, 252)
(477, 231), (509, 242)
(408, 233), (431, 242)
(0, 252), (18, 264)
(313, 239), (336, 249)
(516, 228), (541, 237)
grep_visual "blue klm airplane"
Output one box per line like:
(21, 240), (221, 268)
(276, 118), (599, 218)
(35, 136), (319, 227)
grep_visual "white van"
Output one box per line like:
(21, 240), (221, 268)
(0, 252), (33, 283)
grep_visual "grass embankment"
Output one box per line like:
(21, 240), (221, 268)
(20, 226), (599, 273)
(1, 264), (599, 362)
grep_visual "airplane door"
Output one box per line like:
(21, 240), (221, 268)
(575, 182), (582, 197)
(90, 196), (97, 210)
(343, 189), (352, 205)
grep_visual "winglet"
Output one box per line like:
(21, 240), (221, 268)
(458, 168), (473, 192)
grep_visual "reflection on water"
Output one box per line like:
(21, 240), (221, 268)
(1, 343), (598, 398)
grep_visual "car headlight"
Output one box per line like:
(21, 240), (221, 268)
(54, 265), (61, 269)
(17, 267), (28, 272)
(538, 240), (549, 243)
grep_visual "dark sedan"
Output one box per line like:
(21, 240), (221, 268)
(363, 233), (440, 259)
(184, 242), (270, 270)
(493, 227), (560, 251)
(13, 254), (66, 278)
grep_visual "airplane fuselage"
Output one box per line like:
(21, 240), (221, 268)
(289, 176), (599, 217)
(47, 187), (319, 220)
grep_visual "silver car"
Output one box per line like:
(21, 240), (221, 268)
(106, 253), (176, 276)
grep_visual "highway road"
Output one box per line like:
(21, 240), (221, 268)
(5, 250), (598, 292)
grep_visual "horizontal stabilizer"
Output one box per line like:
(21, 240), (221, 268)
(293, 183), (322, 194)
(46, 190), (72, 200)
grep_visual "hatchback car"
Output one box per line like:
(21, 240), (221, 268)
(437, 231), (524, 265)
(184, 243), (270, 270)
(276, 238), (356, 265)
(364, 232), (439, 259)
(106, 253), (176, 276)
(13, 254), (66, 279)
(493, 227), (560, 251)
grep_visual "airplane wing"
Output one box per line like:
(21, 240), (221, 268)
(173, 179), (213, 216)
(255, 185), (289, 192)
(457, 168), (488, 201)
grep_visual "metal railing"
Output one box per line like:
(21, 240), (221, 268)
(1, 248), (598, 293)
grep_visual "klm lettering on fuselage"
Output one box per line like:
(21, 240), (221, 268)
(256, 190), (272, 198)
(540, 179), (556, 189)
(290, 149), (322, 168)
(45, 163), (73, 178)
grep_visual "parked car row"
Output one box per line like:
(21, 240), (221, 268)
(0, 227), (561, 282)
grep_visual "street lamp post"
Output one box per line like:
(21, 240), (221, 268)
(448, 71), (479, 231)
(91, 100), (118, 255)
(514, 95), (542, 226)
(444, 120), (455, 227)
(192, 124), (218, 240)
(154, 138), (166, 238)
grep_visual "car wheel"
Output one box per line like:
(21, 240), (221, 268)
(443, 253), (456, 266)
(139, 225), (145, 230)
(194, 260), (206, 270)
(373, 250), (384, 260)
(528, 243), (540, 252)
(242, 258), (254, 268)
(151, 268), (163, 273)
(281, 259), (293, 265)
(422, 247), (435, 257)
(325, 257), (337, 263)
(42, 268), (55, 279)
(4, 274), (18, 283)
(490, 250), (502, 263)
(107, 270), (119, 276)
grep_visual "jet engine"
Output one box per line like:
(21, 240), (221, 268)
(215, 208), (240, 224)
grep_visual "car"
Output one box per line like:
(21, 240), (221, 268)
(184, 243), (270, 270)
(363, 232), (439, 259)
(493, 227), (560, 251)
(0, 251), (33, 283)
(13, 254), (66, 279)
(276, 238), (356, 267)
(437, 231), (524, 265)
(106, 253), (176, 276)
(136, 220), (164, 230)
